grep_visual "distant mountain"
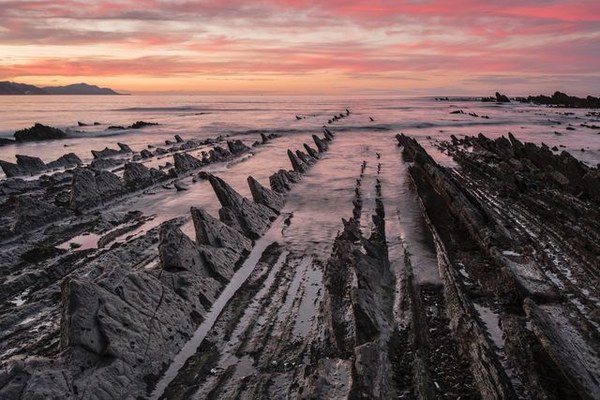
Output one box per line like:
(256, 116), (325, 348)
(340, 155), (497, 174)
(0, 81), (47, 95)
(43, 83), (119, 95)
(0, 81), (120, 95)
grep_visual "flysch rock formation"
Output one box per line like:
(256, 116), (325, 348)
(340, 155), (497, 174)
(0, 153), (82, 178)
(397, 133), (600, 399)
(0, 124), (331, 399)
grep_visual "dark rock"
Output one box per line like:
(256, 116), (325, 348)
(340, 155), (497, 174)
(13, 195), (70, 232)
(46, 153), (82, 169)
(526, 91), (600, 108)
(324, 128), (335, 141)
(174, 182), (188, 191)
(117, 142), (133, 153)
(227, 140), (250, 155)
(175, 135), (184, 143)
(159, 223), (210, 274)
(0, 138), (15, 146)
(173, 152), (204, 172)
(191, 207), (252, 253)
(288, 149), (307, 173)
(260, 133), (269, 144)
(209, 175), (277, 239)
(304, 143), (320, 159)
(313, 135), (328, 152)
(269, 169), (301, 193)
(95, 170), (125, 201)
(77, 121), (88, 126)
(296, 149), (316, 165)
(90, 158), (122, 171)
(155, 147), (168, 155)
(140, 149), (153, 159)
(248, 176), (285, 212)
(123, 162), (154, 189)
(0, 160), (24, 177)
(208, 146), (231, 163)
(14, 123), (66, 142)
(130, 121), (158, 129)
(91, 147), (120, 159)
(14, 155), (46, 174)
(496, 92), (510, 103)
(70, 168), (102, 211)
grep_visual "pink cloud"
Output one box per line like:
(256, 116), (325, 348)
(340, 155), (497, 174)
(0, 0), (598, 93)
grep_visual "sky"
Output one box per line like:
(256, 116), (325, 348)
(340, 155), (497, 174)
(0, 0), (599, 95)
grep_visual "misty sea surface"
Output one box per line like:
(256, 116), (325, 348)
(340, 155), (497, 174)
(1, 94), (599, 169)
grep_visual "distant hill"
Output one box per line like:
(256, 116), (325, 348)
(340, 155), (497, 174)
(0, 81), (120, 95)
(0, 81), (47, 95)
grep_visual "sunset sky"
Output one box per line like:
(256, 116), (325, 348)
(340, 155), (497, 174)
(1, 0), (599, 95)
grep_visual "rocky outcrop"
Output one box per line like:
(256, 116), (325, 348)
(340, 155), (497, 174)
(303, 143), (319, 159)
(14, 123), (66, 142)
(191, 207), (252, 254)
(123, 162), (156, 190)
(247, 176), (285, 212)
(95, 170), (125, 200)
(209, 175), (277, 240)
(0, 160), (24, 177)
(208, 146), (232, 163)
(140, 149), (153, 159)
(269, 169), (301, 193)
(296, 149), (316, 166)
(46, 153), (82, 169)
(159, 223), (212, 275)
(524, 91), (600, 108)
(70, 168), (101, 211)
(1, 153), (82, 177)
(173, 152), (204, 172)
(70, 168), (125, 211)
(227, 140), (250, 155)
(313, 134), (328, 152)
(13, 195), (71, 232)
(15, 155), (46, 173)
(91, 143), (132, 159)
(287, 149), (306, 173)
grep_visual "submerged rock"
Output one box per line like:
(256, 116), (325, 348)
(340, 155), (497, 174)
(248, 176), (285, 212)
(209, 175), (277, 239)
(14, 123), (66, 142)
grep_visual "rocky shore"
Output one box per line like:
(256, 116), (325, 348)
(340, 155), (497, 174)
(0, 108), (598, 399)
